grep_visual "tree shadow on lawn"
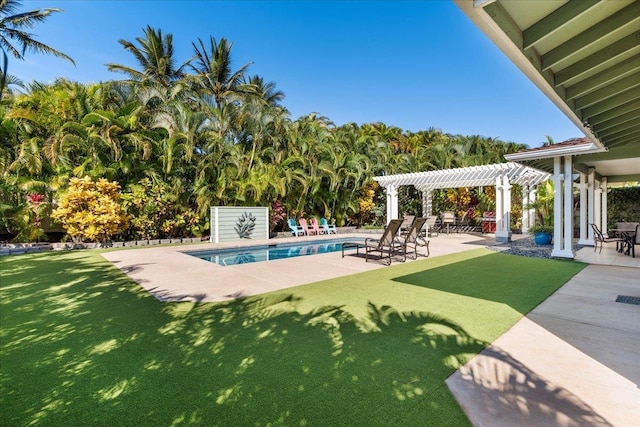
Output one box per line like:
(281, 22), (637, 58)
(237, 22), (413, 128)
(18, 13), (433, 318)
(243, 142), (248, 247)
(391, 251), (586, 315)
(0, 251), (597, 426)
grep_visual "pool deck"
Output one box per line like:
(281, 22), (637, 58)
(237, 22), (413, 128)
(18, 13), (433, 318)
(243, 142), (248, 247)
(100, 233), (640, 426)
(101, 232), (492, 302)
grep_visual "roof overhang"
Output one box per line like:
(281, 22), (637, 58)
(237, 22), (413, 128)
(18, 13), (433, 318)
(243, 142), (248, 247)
(454, 0), (640, 184)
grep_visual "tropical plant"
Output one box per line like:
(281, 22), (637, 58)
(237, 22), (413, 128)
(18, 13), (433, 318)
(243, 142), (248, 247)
(122, 178), (199, 240)
(188, 36), (253, 107)
(527, 180), (554, 227)
(0, 0), (74, 98)
(106, 26), (186, 88)
(51, 176), (129, 243)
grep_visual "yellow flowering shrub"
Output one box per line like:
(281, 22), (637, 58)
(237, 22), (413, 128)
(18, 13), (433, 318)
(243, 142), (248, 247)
(357, 181), (378, 224)
(52, 176), (129, 243)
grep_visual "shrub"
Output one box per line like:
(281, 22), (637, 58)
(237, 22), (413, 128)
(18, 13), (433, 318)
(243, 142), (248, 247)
(52, 177), (129, 243)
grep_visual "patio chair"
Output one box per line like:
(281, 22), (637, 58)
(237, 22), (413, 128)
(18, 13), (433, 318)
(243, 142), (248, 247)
(399, 215), (415, 235)
(441, 211), (456, 234)
(299, 218), (316, 235)
(425, 215), (439, 237)
(396, 217), (429, 261)
(364, 219), (404, 265)
(631, 224), (639, 258)
(457, 210), (474, 232)
(287, 219), (305, 237)
(320, 218), (337, 234)
(309, 217), (325, 235)
(590, 223), (624, 254)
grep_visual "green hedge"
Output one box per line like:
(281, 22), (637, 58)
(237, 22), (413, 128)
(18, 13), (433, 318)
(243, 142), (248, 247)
(607, 187), (640, 228)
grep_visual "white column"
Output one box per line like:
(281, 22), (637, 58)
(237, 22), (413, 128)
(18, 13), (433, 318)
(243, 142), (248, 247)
(495, 175), (512, 242)
(578, 172), (590, 245)
(521, 184), (530, 233)
(385, 185), (399, 224)
(601, 177), (608, 234)
(594, 180), (602, 236)
(528, 186), (536, 228)
(495, 176), (503, 232)
(563, 155), (574, 257)
(551, 156), (574, 258)
(587, 167), (595, 242)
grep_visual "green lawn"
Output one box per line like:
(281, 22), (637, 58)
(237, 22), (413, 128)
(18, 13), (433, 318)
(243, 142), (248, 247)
(0, 248), (585, 426)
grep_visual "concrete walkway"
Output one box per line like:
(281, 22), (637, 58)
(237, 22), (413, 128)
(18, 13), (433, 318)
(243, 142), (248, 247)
(447, 245), (640, 427)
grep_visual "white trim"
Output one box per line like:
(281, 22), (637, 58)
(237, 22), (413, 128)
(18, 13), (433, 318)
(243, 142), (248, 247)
(504, 144), (603, 162)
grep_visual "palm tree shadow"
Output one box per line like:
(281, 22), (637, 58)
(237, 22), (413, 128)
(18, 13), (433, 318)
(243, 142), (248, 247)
(447, 345), (612, 427)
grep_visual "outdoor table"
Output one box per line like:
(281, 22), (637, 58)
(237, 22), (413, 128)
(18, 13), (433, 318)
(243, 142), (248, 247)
(341, 241), (366, 258)
(609, 229), (637, 256)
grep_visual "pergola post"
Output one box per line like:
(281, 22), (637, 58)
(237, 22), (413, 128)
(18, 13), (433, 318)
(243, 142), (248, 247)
(385, 184), (399, 224)
(420, 187), (433, 217)
(551, 156), (574, 258)
(521, 183), (536, 234)
(495, 174), (512, 242)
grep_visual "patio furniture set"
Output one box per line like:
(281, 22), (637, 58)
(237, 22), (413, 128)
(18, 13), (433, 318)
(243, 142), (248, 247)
(341, 216), (431, 265)
(590, 222), (639, 258)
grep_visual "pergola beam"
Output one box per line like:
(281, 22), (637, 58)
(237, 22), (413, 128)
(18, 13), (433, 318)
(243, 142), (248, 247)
(373, 162), (550, 189)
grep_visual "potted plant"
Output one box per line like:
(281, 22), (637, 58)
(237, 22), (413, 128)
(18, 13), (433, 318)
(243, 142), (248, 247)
(526, 180), (554, 245)
(529, 224), (554, 245)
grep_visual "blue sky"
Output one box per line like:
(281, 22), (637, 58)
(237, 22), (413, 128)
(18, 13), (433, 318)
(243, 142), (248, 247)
(11, 0), (581, 147)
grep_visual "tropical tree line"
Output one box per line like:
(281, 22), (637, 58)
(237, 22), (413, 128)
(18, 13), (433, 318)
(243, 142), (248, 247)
(0, 20), (529, 242)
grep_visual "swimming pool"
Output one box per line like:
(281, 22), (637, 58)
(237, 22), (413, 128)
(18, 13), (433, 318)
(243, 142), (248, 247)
(186, 237), (365, 266)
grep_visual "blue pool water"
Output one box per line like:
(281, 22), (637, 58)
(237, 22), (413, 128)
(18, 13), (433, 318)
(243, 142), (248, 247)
(186, 237), (365, 266)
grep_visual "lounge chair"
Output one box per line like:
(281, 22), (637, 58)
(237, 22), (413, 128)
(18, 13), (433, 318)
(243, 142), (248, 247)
(396, 217), (429, 261)
(287, 219), (305, 237)
(425, 215), (439, 237)
(399, 215), (415, 235)
(309, 217), (325, 235)
(299, 218), (316, 235)
(320, 218), (337, 234)
(364, 219), (404, 265)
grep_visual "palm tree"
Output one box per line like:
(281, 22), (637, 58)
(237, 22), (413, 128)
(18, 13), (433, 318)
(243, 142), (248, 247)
(188, 36), (253, 107)
(0, 0), (74, 98)
(245, 75), (285, 107)
(106, 25), (186, 88)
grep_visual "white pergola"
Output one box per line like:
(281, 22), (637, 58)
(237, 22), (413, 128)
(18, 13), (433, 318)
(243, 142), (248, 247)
(373, 162), (550, 242)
